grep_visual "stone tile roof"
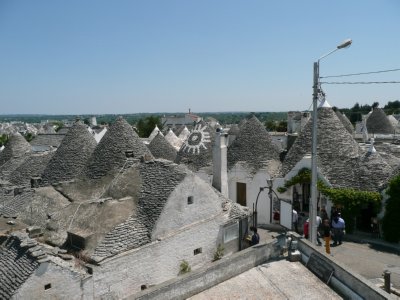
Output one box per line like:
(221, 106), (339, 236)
(9, 152), (55, 187)
(0, 133), (31, 167)
(281, 107), (392, 191)
(177, 126), (190, 141)
(30, 133), (66, 148)
(175, 121), (214, 172)
(41, 122), (97, 185)
(0, 189), (33, 218)
(83, 117), (153, 179)
(148, 125), (163, 141)
(227, 115), (281, 174)
(165, 128), (183, 150)
(0, 156), (28, 182)
(366, 107), (395, 134)
(92, 160), (187, 261)
(148, 133), (177, 161)
(357, 150), (393, 191)
(0, 235), (39, 299)
(228, 124), (240, 136)
(335, 110), (354, 134)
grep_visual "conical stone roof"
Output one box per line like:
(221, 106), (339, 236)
(366, 107), (395, 134)
(357, 150), (393, 191)
(178, 126), (190, 141)
(228, 115), (281, 174)
(165, 129), (183, 150)
(335, 110), (354, 134)
(228, 124), (240, 136)
(83, 117), (152, 179)
(147, 132), (177, 161)
(41, 122), (97, 185)
(281, 107), (363, 189)
(175, 121), (214, 172)
(0, 133), (31, 167)
(148, 125), (163, 142)
(9, 152), (55, 186)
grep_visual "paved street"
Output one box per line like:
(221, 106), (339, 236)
(324, 240), (400, 290)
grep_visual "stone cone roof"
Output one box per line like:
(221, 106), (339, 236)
(228, 124), (240, 136)
(178, 126), (190, 141)
(41, 122), (97, 185)
(83, 117), (152, 179)
(165, 128), (183, 150)
(335, 110), (354, 134)
(228, 115), (281, 174)
(38, 124), (56, 134)
(366, 107), (395, 134)
(175, 121), (214, 172)
(0, 133), (31, 167)
(387, 115), (399, 127)
(357, 150), (393, 191)
(281, 107), (363, 189)
(148, 132), (177, 161)
(9, 152), (55, 186)
(148, 125), (163, 141)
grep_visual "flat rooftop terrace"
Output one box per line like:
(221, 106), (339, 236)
(189, 260), (341, 300)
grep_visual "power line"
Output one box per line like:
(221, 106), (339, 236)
(321, 81), (400, 85)
(320, 68), (400, 79)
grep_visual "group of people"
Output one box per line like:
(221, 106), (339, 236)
(301, 208), (346, 254)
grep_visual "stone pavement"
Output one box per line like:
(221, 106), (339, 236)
(189, 260), (342, 300)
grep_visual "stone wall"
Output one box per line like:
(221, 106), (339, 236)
(133, 242), (280, 300)
(14, 262), (91, 300)
(93, 217), (227, 299)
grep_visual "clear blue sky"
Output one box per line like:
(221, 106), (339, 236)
(1, 0), (399, 115)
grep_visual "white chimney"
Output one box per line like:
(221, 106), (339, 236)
(212, 132), (228, 197)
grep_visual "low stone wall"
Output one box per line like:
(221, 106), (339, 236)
(132, 241), (280, 300)
(296, 235), (394, 300)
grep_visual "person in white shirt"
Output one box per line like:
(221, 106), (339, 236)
(292, 209), (299, 233)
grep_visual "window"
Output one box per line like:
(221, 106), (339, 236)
(187, 196), (194, 205)
(224, 222), (239, 243)
(193, 247), (202, 255)
(44, 283), (51, 290)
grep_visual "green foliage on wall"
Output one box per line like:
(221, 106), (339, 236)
(179, 260), (191, 275)
(382, 174), (400, 243)
(277, 168), (382, 232)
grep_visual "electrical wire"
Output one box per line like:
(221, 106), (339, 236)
(320, 68), (400, 79)
(321, 81), (400, 84)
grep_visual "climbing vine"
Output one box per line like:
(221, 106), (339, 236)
(277, 168), (382, 232)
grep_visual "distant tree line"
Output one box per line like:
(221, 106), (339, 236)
(340, 100), (400, 124)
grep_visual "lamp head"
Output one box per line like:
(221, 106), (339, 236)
(266, 179), (273, 188)
(337, 39), (352, 49)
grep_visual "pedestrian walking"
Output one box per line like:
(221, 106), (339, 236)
(292, 209), (299, 233)
(322, 218), (331, 254)
(331, 213), (345, 246)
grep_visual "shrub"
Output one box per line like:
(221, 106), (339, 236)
(213, 244), (224, 261)
(179, 260), (191, 275)
(382, 175), (400, 243)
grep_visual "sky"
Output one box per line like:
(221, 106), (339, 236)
(0, 0), (399, 115)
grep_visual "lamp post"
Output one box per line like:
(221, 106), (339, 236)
(310, 39), (352, 244)
(267, 179), (274, 224)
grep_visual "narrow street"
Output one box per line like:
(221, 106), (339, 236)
(321, 240), (400, 290)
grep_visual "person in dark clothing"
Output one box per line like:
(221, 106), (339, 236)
(322, 218), (331, 254)
(250, 226), (260, 245)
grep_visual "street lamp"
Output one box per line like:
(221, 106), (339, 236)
(267, 179), (274, 224)
(310, 39), (352, 244)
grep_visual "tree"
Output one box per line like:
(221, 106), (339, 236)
(382, 175), (400, 243)
(24, 132), (34, 142)
(135, 116), (163, 138)
(0, 134), (9, 147)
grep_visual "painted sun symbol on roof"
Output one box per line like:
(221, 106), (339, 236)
(181, 124), (211, 155)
